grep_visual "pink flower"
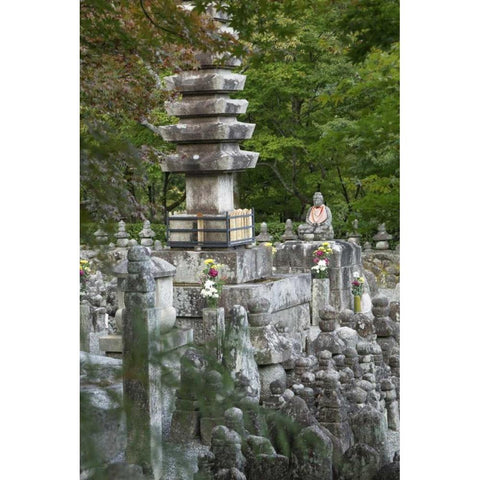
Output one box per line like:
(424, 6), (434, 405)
(325, 258), (329, 264)
(313, 257), (319, 264)
(80, 270), (85, 276)
(318, 251), (324, 256)
(209, 268), (218, 278)
(352, 280), (360, 286)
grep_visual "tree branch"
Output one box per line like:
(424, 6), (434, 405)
(140, 0), (187, 40)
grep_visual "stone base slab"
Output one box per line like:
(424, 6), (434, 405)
(154, 246), (272, 285)
(173, 274), (311, 352)
(172, 273), (310, 317)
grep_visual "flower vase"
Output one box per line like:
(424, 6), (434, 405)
(354, 295), (362, 313)
(312, 278), (330, 326)
(206, 298), (219, 309)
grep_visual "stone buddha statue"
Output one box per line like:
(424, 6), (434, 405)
(298, 192), (334, 241)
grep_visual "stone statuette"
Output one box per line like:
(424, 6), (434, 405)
(298, 192), (334, 241)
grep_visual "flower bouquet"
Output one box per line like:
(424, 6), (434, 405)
(311, 242), (333, 279)
(80, 259), (92, 291)
(200, 259), (225, 308)
(263, 242), (277, 255)
(351, 272), (365, 312)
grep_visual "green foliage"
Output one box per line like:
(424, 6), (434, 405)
(80, 0), (399, 241)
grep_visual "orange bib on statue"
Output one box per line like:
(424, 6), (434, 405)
(308, 205), (327, 224)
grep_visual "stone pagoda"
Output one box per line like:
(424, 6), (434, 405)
(159, 2), (258, 248)
(156, 2), (311, 349)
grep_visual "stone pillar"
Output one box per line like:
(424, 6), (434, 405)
(311, 278), (330, 327)
(122, 245), (162, 478)
(201, 307), (225, 362)
(247, 298), (290, 367)
(223, 305), (261, 402)
(372, 294), (399, 365)
(169, 348), (206, 443)
(80, 302), (91, 351)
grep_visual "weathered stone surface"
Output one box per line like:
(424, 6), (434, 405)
(389, 301), (400, 322)
(162, 145), (258, 173)
(258, 364), (287, 403)
(214, 468), (246, 480)
(247, 297), (271, 314)
(281, 219), (298, 241)
(339, 443), (381, 480)
(249, 324), (291, 365)
(92, 462), (146, 480)
(160, 120), (255, 144)
(80, 352), (123, 386)
(80, 384), (126, 469)
(166, 97), (248, 117)
(223, 305), (260, 401)
(350, 406), (389, 464)
(373, 452), (400, 480)
(211, 426), (246, 471)
(374, 317), (397, 337)
(312, 331), (346, 356)
(223, 274), (311, 314)
(200, 308), (225, 360)
(336, 327), (360, 350)
(311, 278), (331, 326)
(156, 247), (272, 285)
(291, 425), (333, 480)
(164, 70), (247, 93)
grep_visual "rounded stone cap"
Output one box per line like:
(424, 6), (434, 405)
(319, 350), (333, 360)
(248, 297), (271, 314)
(127, 245), (150, 261)
(211, 425), (242, 445)
(206, 370), (223, 388)
(295, 357), (310, 367)
(320, 305), (337, 321)
(345, 347), (358, 358)
(339, 309), (354, 321)
(301, 372), (316, 384)
(224, 407), (244, 428)
(270, 379), (285, 395)
(112, 256), (176, 278)
(372, 294), (389, 307)
(381, 379), (394, 391)
(356, 341), (373, 355)
(282, 388), (294, 401)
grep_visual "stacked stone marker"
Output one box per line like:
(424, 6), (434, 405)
(122, 246), (162, 478)
(159, 2), (258, 245)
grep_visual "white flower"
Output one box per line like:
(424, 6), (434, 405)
(353, 272), (360, 279)
(205, 279), (215, 288)
(318, 260), (327, 268)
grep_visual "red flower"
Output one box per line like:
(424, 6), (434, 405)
(318, 251), (324, 256)
(352, 280), (360, 286)
(209, 268), (218, 277)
